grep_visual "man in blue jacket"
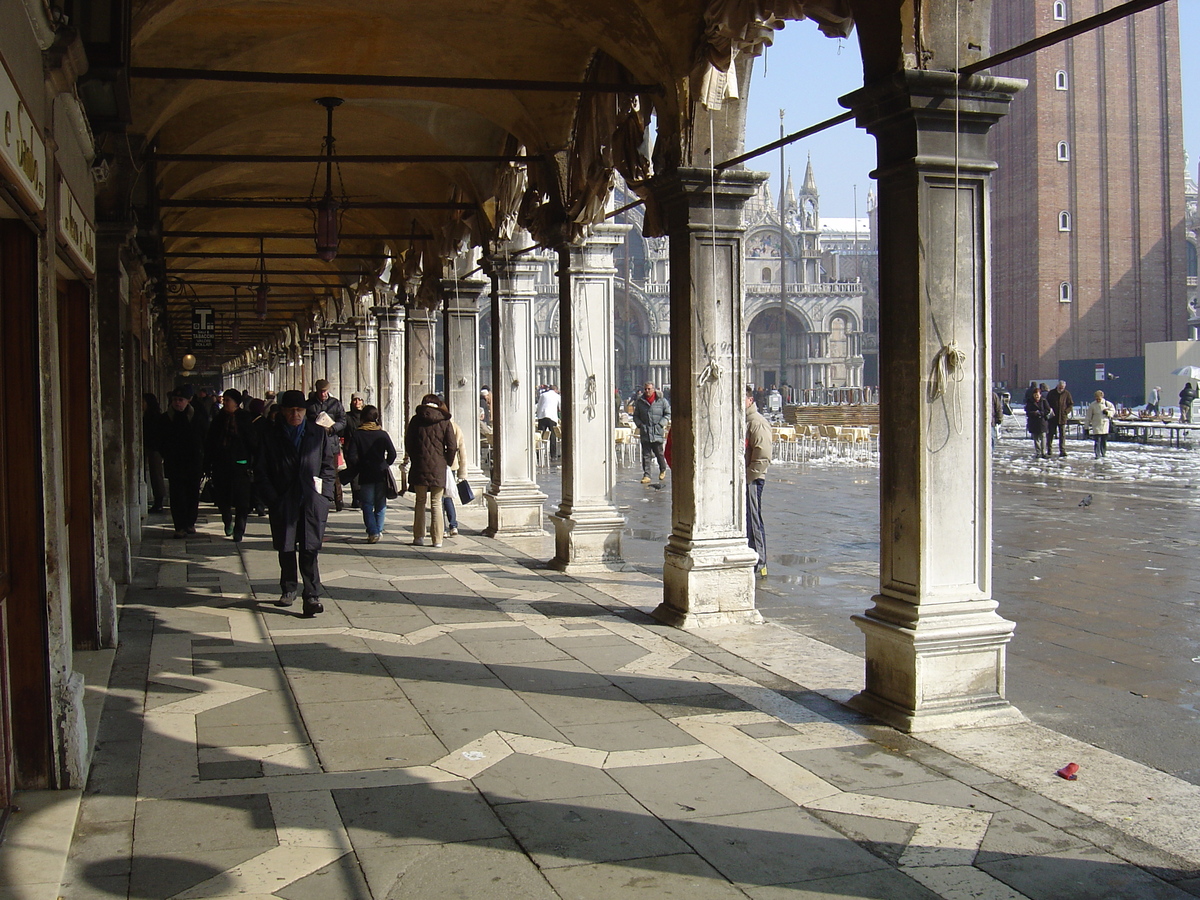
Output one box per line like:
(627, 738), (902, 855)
(255, 390), (336, 616)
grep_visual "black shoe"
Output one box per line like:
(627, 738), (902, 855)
(232, 520), (246, 543)
(275, 592), (296, 607)
(149, 504), (163, 513)
(187, 526), (197, 534)
(334, 503), (345, 512)
(255, 508), (267, 517)
(350, 501), (360, 510)
(302, 597), (323, 617)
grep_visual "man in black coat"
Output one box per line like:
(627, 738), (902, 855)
(160, 389), (208, 537)
(307, 378), (347, 510)
(255, 390), (336, 616)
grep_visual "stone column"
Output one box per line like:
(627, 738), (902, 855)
(550, 225), (629, 571)
(96, 226), (132, 585)
(405, 307), (436, 420)
(648, 168), (765, 628)
(842, 70), (1025, 732)
(302, 341), (314, 391)
(309, 333), (325, 386)
(376, 307), (406, 446)
(340, 322), (359, 397)
(483, 236), (546, 536)
(358, 314), (378, 405)
(323, 327), (341, 396)
(442, 272), (488, 494)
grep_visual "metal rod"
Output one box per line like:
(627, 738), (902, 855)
(128, 66), (664, 96)
(165, 267), (364, 276)
(161, 230), (432, 240)
(716, 111), (854, 171)
(165, 252), (386, 260)
(163, 279), (344, 286)
(159, 199), (474, 210)
(958, 0), (1169, 75)
(151, 152), (541, 164)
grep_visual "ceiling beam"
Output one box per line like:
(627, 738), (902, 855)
(159, 199), (473, 210)
(164, 267), (364, 276)
(151, 152), (540, 164)
(165, 252), (387, 260)
(161, 230), (430, 240)
(129, 66), (664, 95)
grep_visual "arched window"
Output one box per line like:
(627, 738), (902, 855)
(829, 317), (850, 359)
(1058, 211), (1072, 232)
(1055, 70), (1069, 91)
(761, 266), (773, 284)
(1053, 1), (1067, 20)
(1057, 141), (1071, 162)
(1059, 282), (1072, 303)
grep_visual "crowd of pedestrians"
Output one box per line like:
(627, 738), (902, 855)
(142, 379), (477, 618)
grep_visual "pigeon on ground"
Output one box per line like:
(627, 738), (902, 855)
(1078, 494), (1092, 507)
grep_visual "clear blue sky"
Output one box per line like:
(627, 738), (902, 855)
(746, 7), (1197, 219)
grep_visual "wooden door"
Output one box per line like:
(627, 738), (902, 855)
(58, 280), (98, 650)
(0, 220), (52, 793)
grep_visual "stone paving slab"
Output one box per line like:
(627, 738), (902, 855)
(24, 504), (1200, 899)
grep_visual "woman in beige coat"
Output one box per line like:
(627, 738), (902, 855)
(1084, 390), (1117, 459)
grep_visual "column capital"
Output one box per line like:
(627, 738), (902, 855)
(648, 167), (767, 233)
(441, 275), (489, 314)
(406, 306), (437, 325)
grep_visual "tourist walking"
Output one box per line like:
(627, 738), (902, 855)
(343, 405), (397, 543)
(307, 379), (347, 510)
(745, 387), (772, 577)
(1180, 383), (1196, 424)
(160, 389), (208, 537)
(634, 381), (671, 484)
(1046, 380), (1074, 457)
(206, 389), (257, 542)
(441, 398), (470, 538)
(535, 384), (562, 459)
(255, 390), (336, 616)
(404, 393), (457, 548)
(1085, 390), (1117, 459)
(1147, 386), (1161, 415)
(344, 393), (366, 509)
(1025, 387), (1053, 460)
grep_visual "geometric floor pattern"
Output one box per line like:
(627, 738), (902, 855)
(59, 505), (1200, 899)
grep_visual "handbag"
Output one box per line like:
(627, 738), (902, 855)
(457, 478), (475, 504)
(384, 468), (399, 500)
(199, 475), (214, 503)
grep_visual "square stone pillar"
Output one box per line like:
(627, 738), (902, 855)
(340, 322), (359, 396)
(375, 308), (406, 445)
(843, 70), (1026, 733)
(649, 168), (765, 629)
(302, 342), (315, 391)
(550, 225), (629, 571)
(310, 333), (325, 385)
(322, 328), (341, 397)
(483, 237), (547, 536)
(405, 308), (436, 421)
(358, 314), (378, 405)
(442, 273), (488, 494)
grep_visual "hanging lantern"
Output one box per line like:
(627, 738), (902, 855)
(253, 238), (269, 319)
(231, 286), (242, 343)
(182, 353), (197, 371)
(312, 97), (345, 261)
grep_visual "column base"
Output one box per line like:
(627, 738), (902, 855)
(849, 595), (1026, 733)
(484, 483), (547, 537)
(652, 536), (763, 629)
(548, 506), (629, 573)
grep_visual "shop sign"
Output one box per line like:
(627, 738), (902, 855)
(192, 307), (216, 349)
(0, 62), (46, 213)
(57, 178), (95, 277)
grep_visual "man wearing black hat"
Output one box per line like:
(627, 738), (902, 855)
(160, 389), (208, 537)
(254, 389), (336, 616)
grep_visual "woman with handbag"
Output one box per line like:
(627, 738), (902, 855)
(404, 393), (457, 548)
(434, 397), (471, 538)
(343, 405), (397, 543)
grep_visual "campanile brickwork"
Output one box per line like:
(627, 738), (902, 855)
(991, 0), (1187, 388)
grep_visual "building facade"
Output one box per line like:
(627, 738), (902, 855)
(991, 0), (1187, 389)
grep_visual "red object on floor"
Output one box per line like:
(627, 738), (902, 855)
(1056, 762), (1079, 780)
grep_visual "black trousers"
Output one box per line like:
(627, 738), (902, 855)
(278, 549), (322, 599)
(213, 464), (252, 528)
(746, 477), (767, 568)
(641, 440), (666, 477)
(168, 474), (201, 532)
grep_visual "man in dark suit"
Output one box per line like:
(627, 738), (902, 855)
(160, 389), (208, 537)
(307, 378), (347, 510)
(255, 390), (336, 616)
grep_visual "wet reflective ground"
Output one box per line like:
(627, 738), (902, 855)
(539, 429), (1200, 785)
